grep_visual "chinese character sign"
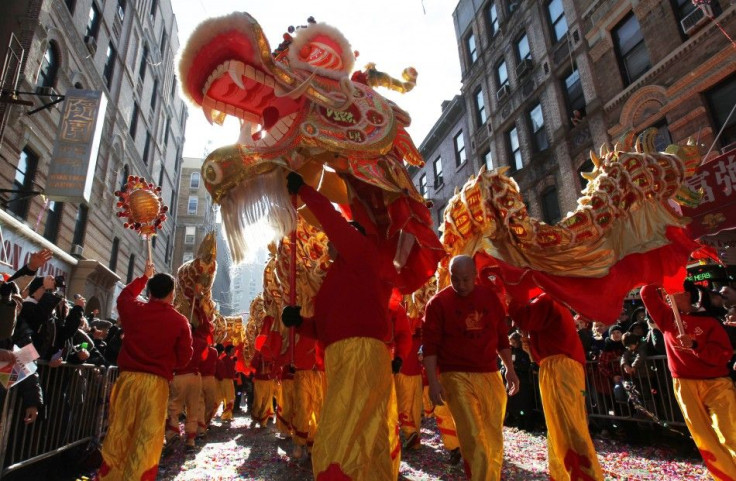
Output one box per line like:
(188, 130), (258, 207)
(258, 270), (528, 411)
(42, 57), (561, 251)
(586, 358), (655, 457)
(48, 89), (108, 204)
(682, 150), (736, 238)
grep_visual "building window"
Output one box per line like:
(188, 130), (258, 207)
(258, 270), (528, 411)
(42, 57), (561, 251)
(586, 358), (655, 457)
(116, 0), (126, 21)
(151, 236), (157, 250)
(86, 2), (101, 39)
(529, 102), (549, 152)
(516, 33), (531, 62)
(103, 43), (116, 89)
(37, 42), (59, 88)
(129, 102), (139, 138)
(142, 132), (151, 165)
(65, 0), (76, 14)
(547, 0), (568, 43)
(488, 3), (499, 37)
(563, 68), (586, 121)
(466, 33), (478, 65)
(43, 201), (63, 243)
(454, 132), (467, 167)
(160, 30), (167, 56)
(158, 164), (164, 186)
(126, 254), (135, 283)
(508, 127), (523, 171)
(474, 87), (487, 126)
(8, 148), (39, 219)
(72, 204), (89, 246)
(188, 196), (198, 214)
(649, 119), (673, 152)
(119, 164), (129, 191)
(185, 226), (196, 244)
(139, 45), (148, 80)
(150, 0), (158, 18)
(706, 74), (736, 148)
(164, 235), (171, 264)
(433, 157), (443, 187)
(419, 174), (428, 197)
(164, 116), (171, 147)
(171, 76), (177, 100)
(182, 252), (194, 262)
(190, 172), (200, 189)
(483, 149), (493, 170)
(672, 0), (698, 35)
(541, 187), (561, 224)
(496, 60), (508, 89)
(150, 79), (158, 110)
(613, 13), (651, 86)
(110, 237), (120, 271)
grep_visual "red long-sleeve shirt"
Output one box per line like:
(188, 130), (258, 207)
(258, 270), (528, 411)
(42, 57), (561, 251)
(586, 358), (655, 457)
(297, 185), (393, 349)
(221, 354), (237, 380)
(641, 284), (732, 379)
(508, 293), (586, 365)
(200, 346), (218, 377)
(391, 304), (412, 361)
(400, 333), (423, 376)
(175, 334), (208, 375)
(423, 284), (509, 373)
(116, 275), (193, 381)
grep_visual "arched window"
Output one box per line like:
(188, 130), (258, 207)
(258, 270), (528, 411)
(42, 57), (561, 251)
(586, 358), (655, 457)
(110, 237), (120, 271)
(38, 42), (59, 88)
(126, 254), (135, 283)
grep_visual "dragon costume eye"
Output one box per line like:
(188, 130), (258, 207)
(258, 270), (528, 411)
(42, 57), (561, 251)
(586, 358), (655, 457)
(202, 160), (223, 184)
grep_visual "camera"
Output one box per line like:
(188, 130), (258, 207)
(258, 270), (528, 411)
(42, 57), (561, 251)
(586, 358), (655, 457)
(54, 275), (66, 289)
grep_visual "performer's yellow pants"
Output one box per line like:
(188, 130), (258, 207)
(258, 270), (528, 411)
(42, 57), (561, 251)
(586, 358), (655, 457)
(219, 378), (235, 421)
(167, 373), (203, 443)
(434, 399), (459, 451)
(277, 378), (294, 437)
(201, 375), (218, 429)
(441, 370), (506, 481)
(99, 371), (168, 481)
(312, 337), (400, 481)
(422, 385), (434, 418)
(252, 378), (275, 426)
(395, 373), (422, 439)
(539, 355), (603, 481)
(293, 369), (325, 448)
(674, 377), (736, 481)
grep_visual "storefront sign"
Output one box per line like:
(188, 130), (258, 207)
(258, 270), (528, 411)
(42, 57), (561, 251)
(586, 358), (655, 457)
(682, 150), (736, 239)
(47, 89), (107, 204)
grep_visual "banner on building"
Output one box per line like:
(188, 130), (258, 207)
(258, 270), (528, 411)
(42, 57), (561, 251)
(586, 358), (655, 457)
(47, 89), (107, 204)
(682, 149), (736, 239)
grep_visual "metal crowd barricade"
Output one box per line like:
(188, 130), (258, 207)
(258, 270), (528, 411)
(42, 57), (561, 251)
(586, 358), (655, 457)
(0, 362), (119, 479)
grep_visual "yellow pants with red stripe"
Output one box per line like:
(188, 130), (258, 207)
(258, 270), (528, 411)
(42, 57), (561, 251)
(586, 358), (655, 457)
(219, 379), (235, 421)
(293, 369), (325, 448)
(99, 371), (168, 481)
(312, 337), (400, 481)
(674, 377), (736, 481)
(167, 373), (203, 444)
(277, 378), (294, 437)
(252, 378), (275, 426)
(395, 373), (422, 439)
(434, 400), (459, 451)
(422, 385), (434, 418)
(539, 355), (603, 481)
(201, 375), (219, 428)
(441, 370), (506, 481)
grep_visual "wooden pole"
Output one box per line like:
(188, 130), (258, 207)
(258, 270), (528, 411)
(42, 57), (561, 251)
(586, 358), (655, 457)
(289, 194), (297, 367)
(147, 237), (153, 265)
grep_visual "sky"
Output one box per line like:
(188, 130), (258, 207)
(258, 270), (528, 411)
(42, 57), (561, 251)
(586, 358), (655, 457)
(171, 0), (462, 158)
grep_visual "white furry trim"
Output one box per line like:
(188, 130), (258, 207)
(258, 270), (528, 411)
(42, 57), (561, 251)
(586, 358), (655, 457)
(287, 23), (355, 79)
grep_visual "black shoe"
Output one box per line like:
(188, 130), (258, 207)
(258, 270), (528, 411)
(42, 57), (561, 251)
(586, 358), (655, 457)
(402, 431), (420, 450)
(448, 448), (461, 465)
(185, 444), (196, 454)
(161, 437), (180, 457)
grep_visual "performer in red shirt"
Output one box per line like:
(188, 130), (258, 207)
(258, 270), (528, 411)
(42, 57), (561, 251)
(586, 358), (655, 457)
(507, 292), (603, 480)
(282, 173), (399, 481)
(99, 262), (193, 481)
(641, 283), (736, 480)
(250, 349), (275, 427)
(289, 328), (326, 461)
(220, 345), (238, 421)
(391, 293), (422, 450)
(423, 255), (518, 481)
(199, 345), (219, 434)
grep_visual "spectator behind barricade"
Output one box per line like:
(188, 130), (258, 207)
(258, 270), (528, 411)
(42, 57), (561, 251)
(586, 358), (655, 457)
(629, 307), (647, 332)
(589, 321), (608, 360)
(46, 294), (87, 367)
(574, 314), (593, 358)
(505, 330), (535, 431)
(720, 286), (736, 309)
(598, 325), (625, 386)
(19, 275), (65, 360)
(615, 308), (631, 332)
(621, 332), (647, 377)
(103, 322), (123, 365)
(645, 316), (667, 356)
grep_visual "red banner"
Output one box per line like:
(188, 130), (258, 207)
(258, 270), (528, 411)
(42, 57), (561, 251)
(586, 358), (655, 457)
(682, 149), (736, 239)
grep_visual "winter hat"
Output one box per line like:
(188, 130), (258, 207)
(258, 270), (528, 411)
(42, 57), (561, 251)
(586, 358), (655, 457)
(608, 324), (623, 336)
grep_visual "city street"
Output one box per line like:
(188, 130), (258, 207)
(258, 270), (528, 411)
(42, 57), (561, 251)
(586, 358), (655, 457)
(155, 412), (708, 480)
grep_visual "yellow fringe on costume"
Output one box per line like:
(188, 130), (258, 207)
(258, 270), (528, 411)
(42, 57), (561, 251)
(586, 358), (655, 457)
(538, 355), (603, 481)
(441, 371), (506, 481)
(252, 378), (275, 426)
(277, 377), (295, 437)
(219, 378), (236, 421)
(99, 371), (169, 481)
(201, 375), (219, 427)
(167, 373), (203, 443)
(312, 337), (400, 480)
(674, 377), (736, 481)
(293, 370), (325, 448)
(395, 373), (422, 439)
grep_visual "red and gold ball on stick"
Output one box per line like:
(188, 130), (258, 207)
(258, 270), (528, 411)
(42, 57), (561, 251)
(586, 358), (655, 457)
(114, 175), (168, 239)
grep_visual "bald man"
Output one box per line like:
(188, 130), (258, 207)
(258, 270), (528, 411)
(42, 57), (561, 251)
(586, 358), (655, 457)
(721, 286), (736, 309)
(423, 255), (519, 481)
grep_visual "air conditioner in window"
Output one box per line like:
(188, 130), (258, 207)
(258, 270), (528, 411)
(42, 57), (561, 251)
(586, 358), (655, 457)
(515, 58), (533, 77)
(84, 35), (97, 54)
(681, 5), (712, 35)
(496, 84), (510, 101)
(70, 244), (84, 258)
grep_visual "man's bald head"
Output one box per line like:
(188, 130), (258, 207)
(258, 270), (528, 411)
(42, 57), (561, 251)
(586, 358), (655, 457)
(449, 255), (477, 297)
(721, 286), (736, 308)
